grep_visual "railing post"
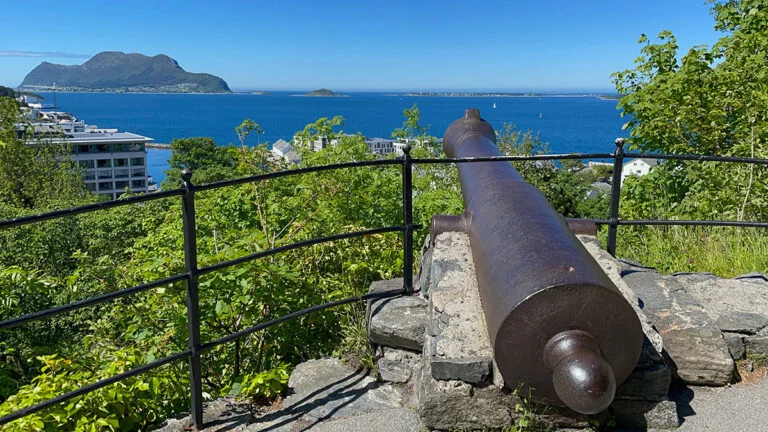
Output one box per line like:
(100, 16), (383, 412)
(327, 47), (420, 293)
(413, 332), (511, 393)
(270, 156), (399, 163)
(607, 138), (625, 257)
(181, 169), (204, 430)
(402, 145), (414, 294)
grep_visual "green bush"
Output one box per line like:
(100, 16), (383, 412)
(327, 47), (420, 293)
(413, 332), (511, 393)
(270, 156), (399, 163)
(0, 353), (187, 431)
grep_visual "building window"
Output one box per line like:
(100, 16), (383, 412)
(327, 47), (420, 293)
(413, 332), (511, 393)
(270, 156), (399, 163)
(77, 144), (90, 153)
(85, 183), (96, 192)
(131, 168), (145, 177)
(78, 160), (94, 169)
(131, 179), (145, 189)
(114, 181), (129, 190)
(97, 159), (111, 168)
(98, 171), (112, 179)
(129, 142), (145, 151)
(130, 157), (145, 166)
(114, 169), (129, 179)
(90, 144), (109, 153)
(98, 181), (113, 191)
(114, 158), (128, 167)
(84, 172), (96, 181)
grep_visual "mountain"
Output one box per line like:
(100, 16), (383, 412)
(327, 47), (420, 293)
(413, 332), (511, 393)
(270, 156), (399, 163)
(20, 52), (230, 93)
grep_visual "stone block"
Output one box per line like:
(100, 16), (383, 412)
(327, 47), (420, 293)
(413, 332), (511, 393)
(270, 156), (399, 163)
(377, 347), (421, 383)
(683, 278), (768, 334)
(367, 278), (428, 351)
(282, 358), (404, 423)
(663, 327), (734, 385)
(423, 233), (494, 385)
(418, 359), (515, 431)
(610, 399), (681, 430)
(427, 232), (473, 294)
(724, 332), (746, 360)
(615, 336), (671, 402)
(622, 271), (734, 385)
(716, 311), (768, 334)
(430, 356), (490, 384)
(745, 335), (768, 357)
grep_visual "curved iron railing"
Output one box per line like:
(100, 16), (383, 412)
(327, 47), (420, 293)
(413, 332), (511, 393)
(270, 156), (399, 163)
(2, 142), (768, 429)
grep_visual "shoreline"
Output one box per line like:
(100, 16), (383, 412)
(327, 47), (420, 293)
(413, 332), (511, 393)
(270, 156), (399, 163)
(25, 89), (618, 98)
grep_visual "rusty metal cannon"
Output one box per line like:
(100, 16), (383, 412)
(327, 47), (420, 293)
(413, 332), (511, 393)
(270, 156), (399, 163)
(431, 109), (642, 414)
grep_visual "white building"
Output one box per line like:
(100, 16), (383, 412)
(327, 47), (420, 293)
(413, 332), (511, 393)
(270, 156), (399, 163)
(366, 138), (395, 156)
(68, 131), (153, 199)
(23, 121), (154, 200)
(270, 139), (301, 165)
(621, 158), (659, 184)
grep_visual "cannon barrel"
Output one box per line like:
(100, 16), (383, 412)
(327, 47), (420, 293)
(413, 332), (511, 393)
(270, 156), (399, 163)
(432, 109), (642, 414)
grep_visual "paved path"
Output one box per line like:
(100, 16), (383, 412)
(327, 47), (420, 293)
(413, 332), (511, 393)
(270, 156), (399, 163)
(156, 379), (768, 432)
(672, 380), (768, 432)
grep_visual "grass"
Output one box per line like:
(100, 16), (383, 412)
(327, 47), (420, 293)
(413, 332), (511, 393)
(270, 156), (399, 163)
(609, 225), (768, 277)
(503, 386), (552, 432)
(334, 304), (376, 372)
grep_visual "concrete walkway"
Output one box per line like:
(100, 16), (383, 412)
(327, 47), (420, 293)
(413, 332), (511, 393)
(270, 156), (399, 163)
(156, 381), (768, 432)
(672, 380), (768, 432)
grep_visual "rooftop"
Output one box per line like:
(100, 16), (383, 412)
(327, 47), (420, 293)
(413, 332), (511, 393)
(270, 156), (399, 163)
(64, 131), (153, 143)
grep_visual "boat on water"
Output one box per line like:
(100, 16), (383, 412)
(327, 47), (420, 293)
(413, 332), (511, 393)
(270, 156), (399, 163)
(493, 102), (497, 109)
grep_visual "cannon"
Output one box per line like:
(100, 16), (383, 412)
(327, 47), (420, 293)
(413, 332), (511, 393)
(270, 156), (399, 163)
(431, 109), (642, 414)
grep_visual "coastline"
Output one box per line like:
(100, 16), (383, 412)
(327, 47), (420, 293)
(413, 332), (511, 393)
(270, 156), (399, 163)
(23, 89), (616, 98)
(399, 93), (617, 99)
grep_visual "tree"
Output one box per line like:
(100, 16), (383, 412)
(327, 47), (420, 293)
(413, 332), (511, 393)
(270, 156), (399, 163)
(296, 116), (344, 142)
(612, 0), (768, 221)
(162, 137), (238, 188)
(0, 97), (86, 211)
(495, 123), (602, 218)
(235, 118), (263, 146)
(392, 104), (428, 141)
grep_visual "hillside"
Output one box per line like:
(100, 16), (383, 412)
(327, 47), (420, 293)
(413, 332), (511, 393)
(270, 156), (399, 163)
(20, 51), (231, 93)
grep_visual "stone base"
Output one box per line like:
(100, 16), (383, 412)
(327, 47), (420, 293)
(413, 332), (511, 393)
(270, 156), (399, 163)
(367, 232), (680, 430)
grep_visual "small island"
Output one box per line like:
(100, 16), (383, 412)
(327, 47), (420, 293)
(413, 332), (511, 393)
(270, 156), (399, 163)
(305, 88), (336, 97)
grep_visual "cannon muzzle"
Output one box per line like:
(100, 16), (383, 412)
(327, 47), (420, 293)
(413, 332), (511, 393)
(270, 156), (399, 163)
(433, 109), (642, 414)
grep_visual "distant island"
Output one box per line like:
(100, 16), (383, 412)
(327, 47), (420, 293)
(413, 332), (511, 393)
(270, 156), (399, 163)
(401, 91), (620, 99)
(19, 51), (231, 94)
(306, 88), (336, 96)
(251, 91), (272, 96)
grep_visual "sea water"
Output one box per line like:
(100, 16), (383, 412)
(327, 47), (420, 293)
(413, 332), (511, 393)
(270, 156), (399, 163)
(36, 92), (626, 185)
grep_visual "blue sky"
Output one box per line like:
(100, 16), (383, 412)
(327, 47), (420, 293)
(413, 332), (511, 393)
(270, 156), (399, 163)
(0, 0), (723, 91)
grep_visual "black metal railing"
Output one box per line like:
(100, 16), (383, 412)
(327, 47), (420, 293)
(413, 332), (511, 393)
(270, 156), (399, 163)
(2, 141), (768, 430)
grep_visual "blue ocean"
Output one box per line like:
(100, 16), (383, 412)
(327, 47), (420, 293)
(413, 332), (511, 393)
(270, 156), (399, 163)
(37, 92), (625, 185)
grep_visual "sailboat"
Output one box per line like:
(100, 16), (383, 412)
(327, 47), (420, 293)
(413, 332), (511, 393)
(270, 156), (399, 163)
(493, 102), (497, 109)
